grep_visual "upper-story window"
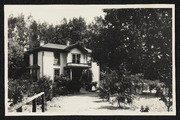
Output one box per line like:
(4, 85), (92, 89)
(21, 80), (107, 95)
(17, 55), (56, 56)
(33, 52), (38, 65)
(54, 52), (60, 65)
(72, 54), (81, 64)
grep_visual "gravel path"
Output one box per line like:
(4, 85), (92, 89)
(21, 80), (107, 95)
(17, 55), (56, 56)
(45, 91), (170, 115)
(19, 90), (172, 115)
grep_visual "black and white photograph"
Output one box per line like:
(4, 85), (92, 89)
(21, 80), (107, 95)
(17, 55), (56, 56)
(4, 4), (176, 116)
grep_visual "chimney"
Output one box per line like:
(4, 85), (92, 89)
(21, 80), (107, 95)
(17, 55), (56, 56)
(40, 40), (45, 46)
(24, 45), (29, 52)
(66, 41), (70, 46)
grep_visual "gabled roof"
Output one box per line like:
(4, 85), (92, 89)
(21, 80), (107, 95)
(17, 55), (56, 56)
(27, 42), (92, 54)
(41, 43), (67, 50)
(65, 42), (91, 54)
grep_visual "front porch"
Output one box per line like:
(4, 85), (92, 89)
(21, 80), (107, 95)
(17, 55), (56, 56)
(64, 65), (91, 92)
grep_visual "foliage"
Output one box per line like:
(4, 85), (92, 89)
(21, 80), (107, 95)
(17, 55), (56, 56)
(90, 9), (172, 80)
(8, 9), (173, 111)
(53, 74), (84, 95)
(99, 64), (143, 107)
(88, 9), (172, 111)
(53, 74), (71, 95)
(8, 14), (30, 79)
(36, 76), (53, 101)
(8, 73), (33, 104)
(140, 106), (150, 112)
(81, 69), (93, 91)
(8, 40), (26, 78)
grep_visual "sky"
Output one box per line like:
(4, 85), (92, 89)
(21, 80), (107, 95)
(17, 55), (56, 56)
(5, 5), (108, 25)
(5, 4), (174, 25)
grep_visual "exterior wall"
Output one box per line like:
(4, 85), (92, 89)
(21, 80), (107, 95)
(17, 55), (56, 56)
(29, 54), (33, 74)
(91, 62), (100, 87)
(42, 51), (67, 81)
(43, 51), (54, 80)
(67, 48), (86, 64)
(60, 52), (67, 74)
(29, 54), (33, 66)
(38, 51), (43, 78)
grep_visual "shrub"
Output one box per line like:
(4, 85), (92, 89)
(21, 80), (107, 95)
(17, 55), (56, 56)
(81, 69), (93, 91)
(98, 87), (110, 100)
(8, 74), (53, 107)
(36, 76), (53, 101)
(8, 74), (33, 104)
(68, 80), (82, 93)
(99, 64), (144, 108)
(140, 106), (150, 112)
(53, 75), (71, 95)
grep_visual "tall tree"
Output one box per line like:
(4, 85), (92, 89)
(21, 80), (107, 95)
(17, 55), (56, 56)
(89, 8), (172, 111)
(8, 14), (28, 78)
(90, 9), (172, 81)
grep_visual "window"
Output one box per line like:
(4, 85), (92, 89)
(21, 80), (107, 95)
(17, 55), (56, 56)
(54, 69), (60, 81)
(33, 52), (38, 65)
(72, 54), (81, 64)
(54, 52), (60, 65)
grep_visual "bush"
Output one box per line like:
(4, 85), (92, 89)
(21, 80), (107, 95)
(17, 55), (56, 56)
(53, 74), (83, 95)
(36, 76), (53, 101)
(53, 75), (71, 95)
(8, 74), (33, 104)
(140, 106), (150, 112)
(99, 64), (144, 108)
(81, 69), (93, 91)
(8, 74), (53, 107)
(98, 87), (110, 100)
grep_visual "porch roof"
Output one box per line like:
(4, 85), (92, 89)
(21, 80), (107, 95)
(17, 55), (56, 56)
(65, 63), (91, 69)
(27, 64), (40, 69)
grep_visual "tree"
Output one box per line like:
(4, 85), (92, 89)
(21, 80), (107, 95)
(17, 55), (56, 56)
(8, 14), (29, 46)
(90, 8), (172, 111)
(99, 64), (142, 107)
(68, 17), (87, 44)
(89, 9), (172, 79)
(8, 14), (28, 78)
(29, 20), (40, 49)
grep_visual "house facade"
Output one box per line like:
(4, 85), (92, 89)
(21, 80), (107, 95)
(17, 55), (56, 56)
(26, 42), (100, 87)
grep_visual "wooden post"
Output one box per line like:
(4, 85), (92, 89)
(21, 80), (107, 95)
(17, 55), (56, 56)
(70, 69), (72, 80)
(16, 107), (22, 112)
(41, 94), (45, 112)
(32, 99), (37, 112)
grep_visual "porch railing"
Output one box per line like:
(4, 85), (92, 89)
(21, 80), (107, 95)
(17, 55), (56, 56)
(8, 92), (45, 112)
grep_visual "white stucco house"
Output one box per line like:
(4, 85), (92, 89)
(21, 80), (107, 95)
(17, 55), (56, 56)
(26, 42), (100, 87)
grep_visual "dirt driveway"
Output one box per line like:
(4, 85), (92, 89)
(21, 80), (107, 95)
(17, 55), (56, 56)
(45, 90), (168, 115)
(20, 89), (169, 115)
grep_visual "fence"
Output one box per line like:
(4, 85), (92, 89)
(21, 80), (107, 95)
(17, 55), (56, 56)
(8, 92), (45, 112)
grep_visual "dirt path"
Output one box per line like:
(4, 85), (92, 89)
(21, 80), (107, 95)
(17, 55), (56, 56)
(20, 89), (169, 115)
(45, 90), (168, 115)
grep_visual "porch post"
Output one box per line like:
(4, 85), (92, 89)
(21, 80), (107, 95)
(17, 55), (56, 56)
(70, 69), (72, 80)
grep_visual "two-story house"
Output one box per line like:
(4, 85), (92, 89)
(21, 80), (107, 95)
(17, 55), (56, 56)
(26, 42), (100, 87)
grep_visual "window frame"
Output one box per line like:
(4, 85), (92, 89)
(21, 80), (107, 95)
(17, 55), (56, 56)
(54, 52), (60, 65)
(72, 53), (81, 64)
(54, 68), (60, 81)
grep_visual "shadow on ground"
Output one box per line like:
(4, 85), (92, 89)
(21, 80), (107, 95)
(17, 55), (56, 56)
(93, 100), (106, 103)
(97, 105), (130, 110)
(58, 91), (99, 97)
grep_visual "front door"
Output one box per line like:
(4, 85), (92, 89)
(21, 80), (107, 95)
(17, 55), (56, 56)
(72, 68), (82, 82)
(72, 68), (83, 92)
